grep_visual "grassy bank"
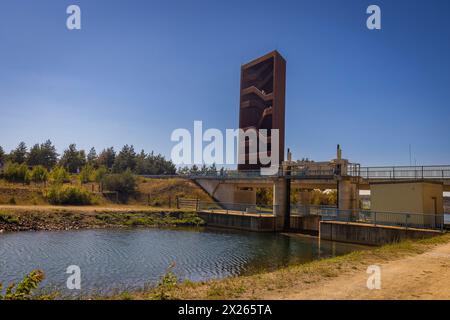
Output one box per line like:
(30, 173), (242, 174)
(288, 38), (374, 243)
(0, 177), (213, 207)
(0, 205), (204, 232)
(102, 233), (450, 300)
(0, 177), (211, 232)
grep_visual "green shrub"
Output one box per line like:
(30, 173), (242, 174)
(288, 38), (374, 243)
(50, 166), (70, 184)
(102, 169), (137, 196)
(46, 185), (92, 205)
(3, 162), (29, 183)
(153, 263), (178, 300)
(28, 165), (49, 184)
(79, 164), (95, 184)
(93, 166), (108, 183)
(0, 270), (45, 300)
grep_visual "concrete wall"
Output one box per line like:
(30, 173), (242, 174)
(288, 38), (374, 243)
(234, 187), (257, 204)
(198, 212), (276, 232)
(320, 221), (442, 246)
(198, 211), (319, 233)
(290, 215), (320, 234)
(422, 183), (444, 214)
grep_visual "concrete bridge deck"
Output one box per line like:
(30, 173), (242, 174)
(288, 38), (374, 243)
(141, 165), (450, 191)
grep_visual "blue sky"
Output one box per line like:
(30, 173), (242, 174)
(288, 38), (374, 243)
(0, 0), (449, 166)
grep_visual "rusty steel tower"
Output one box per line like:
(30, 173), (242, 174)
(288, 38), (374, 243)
(238, 51), (286, 171)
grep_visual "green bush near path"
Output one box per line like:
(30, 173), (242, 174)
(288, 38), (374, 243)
(2, 162), (29, 183)
(46, 185), (93, 205)
(101, 169), (137, 198)
(28, 165), (49, 184)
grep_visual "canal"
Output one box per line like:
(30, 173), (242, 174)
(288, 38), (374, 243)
(0, 228), (366, 296)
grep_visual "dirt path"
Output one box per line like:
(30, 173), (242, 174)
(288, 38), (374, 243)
(265, 241), (450, 300)
(0, 204), (176, 212)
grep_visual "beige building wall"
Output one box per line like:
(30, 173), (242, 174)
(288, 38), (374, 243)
(422, 183), (444, 214)
(370, 181), (444, 227)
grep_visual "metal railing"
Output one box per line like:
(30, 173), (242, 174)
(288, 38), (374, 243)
(178, 168), (335, 179)
(143, 170), (281, 180)
(288, 169), (335, 178)
(143, 168), (335, 180)
(319, 207), (445, 231)
(142, 165), (450, 180)
(290, 204), (337, 217)
(350, 165), (450, 180)
(197, 201), (276, 216)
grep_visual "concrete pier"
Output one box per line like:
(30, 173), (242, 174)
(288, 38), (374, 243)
(320, 221), (442, 245)
(273, 178), (287, 231)
(338, 178), (360, 211)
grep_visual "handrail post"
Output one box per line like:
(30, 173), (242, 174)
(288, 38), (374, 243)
(374, 211), (377, 226)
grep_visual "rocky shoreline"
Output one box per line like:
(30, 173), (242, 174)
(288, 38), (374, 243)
(0, 206), (204, 233)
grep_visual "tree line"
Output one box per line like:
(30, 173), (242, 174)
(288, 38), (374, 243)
(0, 141), (176, 175)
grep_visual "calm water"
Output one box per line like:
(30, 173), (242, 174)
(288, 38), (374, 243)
(0, 228), (366, 296)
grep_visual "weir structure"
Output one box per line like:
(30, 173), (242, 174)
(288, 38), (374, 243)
(144, 51), (449, 241)
(191, 51), (449, 239)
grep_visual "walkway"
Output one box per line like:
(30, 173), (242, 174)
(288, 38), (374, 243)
(268, 240), (450, 299)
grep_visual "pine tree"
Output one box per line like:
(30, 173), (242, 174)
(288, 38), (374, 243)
(10, 142), (28, 164)
(0, 146), (5, 166)
(59, 144), (86, 173)
(112, 145), (137, 173)
(87, 147), (98, 166)
(97, 147), (116, 170)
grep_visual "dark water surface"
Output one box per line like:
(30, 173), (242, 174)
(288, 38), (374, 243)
(0, 228), (366, 296)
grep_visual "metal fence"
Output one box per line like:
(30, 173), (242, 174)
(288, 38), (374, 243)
(142, 165), (450, 180)
(144, 168), (335, 180)
(290, 204), (337, 217)
(197, 201), (275, 215)
(289, 169), (335, 178)
(350, 165), (450, 180)
(319, 207), (445, 231)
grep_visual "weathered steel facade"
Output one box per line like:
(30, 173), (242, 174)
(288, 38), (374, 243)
(238, 51), (286, 171)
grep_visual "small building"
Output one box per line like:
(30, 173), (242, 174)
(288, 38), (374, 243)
(370, 180), (444, 228)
